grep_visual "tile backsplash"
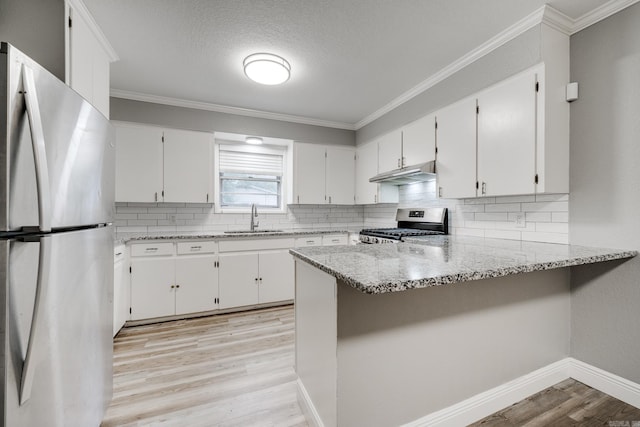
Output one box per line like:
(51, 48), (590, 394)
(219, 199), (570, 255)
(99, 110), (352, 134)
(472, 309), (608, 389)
(116, 181), (569, 244)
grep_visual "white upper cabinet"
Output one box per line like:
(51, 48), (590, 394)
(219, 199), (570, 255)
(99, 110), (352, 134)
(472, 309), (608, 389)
(402, 113), (436, 166)
(436, 97), (478, 199)
(377, 130), (403, 172)
(355, 140), (398, 205)
(293, 143), (326, 204)
(115, 124), (164, 203)
(326, 146), (355, 205)
(163, 129), (212, 203)
(477, 69), (537, 197)
(115, 122), (213, 203)
(293, 143), (355, 204)
(355, 140), (378, 204)
(66, 1), (117, 118)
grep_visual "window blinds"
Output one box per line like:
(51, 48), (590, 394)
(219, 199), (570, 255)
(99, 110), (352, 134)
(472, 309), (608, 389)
(219, 147), (284, 176)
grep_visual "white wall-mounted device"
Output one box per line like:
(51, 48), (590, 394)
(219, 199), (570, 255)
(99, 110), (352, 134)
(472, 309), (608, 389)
(566, 82), (579, 102)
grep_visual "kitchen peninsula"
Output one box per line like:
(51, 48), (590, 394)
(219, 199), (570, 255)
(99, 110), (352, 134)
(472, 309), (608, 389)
(290, 236), (636, 427)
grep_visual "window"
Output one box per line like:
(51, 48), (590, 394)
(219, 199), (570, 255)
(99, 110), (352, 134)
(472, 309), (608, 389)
(218, 145), (286, 210)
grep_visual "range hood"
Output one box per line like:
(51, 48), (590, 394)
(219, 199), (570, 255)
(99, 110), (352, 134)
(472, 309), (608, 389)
(369, 161), (436, 185)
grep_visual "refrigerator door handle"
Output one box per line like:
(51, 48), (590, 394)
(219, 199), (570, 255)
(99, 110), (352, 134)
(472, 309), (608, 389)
(22, 65), (52, 233)
(19, 236), (51, 405)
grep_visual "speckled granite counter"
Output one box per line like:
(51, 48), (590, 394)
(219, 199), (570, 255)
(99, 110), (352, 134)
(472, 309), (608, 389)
(289, 235), (637, 294)
(121, 229), (351, 243)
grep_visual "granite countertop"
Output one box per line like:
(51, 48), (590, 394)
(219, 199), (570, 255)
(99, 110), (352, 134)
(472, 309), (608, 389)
(289, 235), (637, 294)
(123, 229), (352, 243)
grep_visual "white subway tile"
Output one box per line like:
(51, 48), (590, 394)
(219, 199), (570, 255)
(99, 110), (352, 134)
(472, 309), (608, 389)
(127, 219), (157, 226)
(485, 203), (521, 213)
(494, 195), (536, 203)
(552, 212), (569, 222)
(475, 212), (508, 222)
(148, 207), (178, 214)
(522, 201), (569, 212)
(485, 229), (521, 240)
(535, 194), (569, 202)
(459, 204), (485, 213)
(535, 223), (569, 234)
(117, 226), (147, 233)
(116, 207), (146, 214)
(115, 213), (138, 220)
(138, 213), (167, 220)
(525, 212), (552, 222)
(465, 197), (495, 205)
(157, 202), (186, 208)
(521, 231), (569, 244)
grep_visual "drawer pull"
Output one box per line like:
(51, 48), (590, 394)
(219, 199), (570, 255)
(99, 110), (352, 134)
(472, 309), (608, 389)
(115, 252), (123, 256)
(145, 248), (158, 252)
(190, 246), (202, 251)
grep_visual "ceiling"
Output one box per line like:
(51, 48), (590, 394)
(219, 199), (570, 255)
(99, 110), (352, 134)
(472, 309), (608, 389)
(84, 0), (615, 129)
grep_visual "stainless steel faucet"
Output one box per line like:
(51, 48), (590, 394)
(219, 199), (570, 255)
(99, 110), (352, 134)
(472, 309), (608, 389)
(250, 203), (259, 231)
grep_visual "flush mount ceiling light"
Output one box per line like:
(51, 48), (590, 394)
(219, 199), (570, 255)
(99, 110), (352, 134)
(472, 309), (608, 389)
(243, 53), (291, 85)
(246, 136), (263, 145)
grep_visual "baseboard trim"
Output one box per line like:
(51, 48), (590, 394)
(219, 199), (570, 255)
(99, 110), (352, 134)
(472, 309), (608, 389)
(296, 379), (325, 427)
(297, 358), (640, 426)
(569, 357), (640, 409)
(402, 359), (572, 426)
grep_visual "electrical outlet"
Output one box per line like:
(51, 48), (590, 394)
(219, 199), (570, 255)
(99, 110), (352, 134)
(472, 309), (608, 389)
(169, 214), (177, 225)
(515, 212), (525, 228)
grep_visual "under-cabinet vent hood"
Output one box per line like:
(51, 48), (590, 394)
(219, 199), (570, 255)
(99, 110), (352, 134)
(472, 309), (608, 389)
(369, 161), (436, 185)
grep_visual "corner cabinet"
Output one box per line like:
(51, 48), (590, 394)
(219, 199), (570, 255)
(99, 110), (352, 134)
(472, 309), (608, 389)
(114, 122), (213, 203)
(293, 143), (355, 204)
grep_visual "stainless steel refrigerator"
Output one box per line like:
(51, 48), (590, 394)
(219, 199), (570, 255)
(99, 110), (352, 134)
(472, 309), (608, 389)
(0, 42), (114, 426)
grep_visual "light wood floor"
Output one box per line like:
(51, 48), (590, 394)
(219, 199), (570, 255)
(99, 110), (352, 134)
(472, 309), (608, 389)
(101, 305), (308, 427)
(102, 305), (640, 426)
(471, 378), (640, 426)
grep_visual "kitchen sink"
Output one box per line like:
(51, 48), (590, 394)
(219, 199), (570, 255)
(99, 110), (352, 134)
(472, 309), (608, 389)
(224, 229), (285, 234)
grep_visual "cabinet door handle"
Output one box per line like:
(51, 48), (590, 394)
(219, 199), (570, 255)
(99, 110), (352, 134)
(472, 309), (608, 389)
(402, 157), (406, 167)
(438, 187), (442, 198)
(482, 182), (487, 195)
(170, 285), (175, 289)
(155, 192), (158, 202)
(374, 194), (377, 203)
(190, 245), (202, 251)
(145, 247), (158, 252)
(397, 158), (401, 167)
(176, 284), (180, 289)
(255, 278), (258, 283)
(328, 196), (332, 204)
(297, 195), (300, 204)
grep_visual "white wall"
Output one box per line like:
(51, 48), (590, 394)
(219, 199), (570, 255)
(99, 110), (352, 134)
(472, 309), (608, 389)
(568, 2), (640, 383)
(0, 0), (66, 80)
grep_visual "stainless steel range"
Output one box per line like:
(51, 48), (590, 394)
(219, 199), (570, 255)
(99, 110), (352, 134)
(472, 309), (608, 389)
(359, 207), (448, 244)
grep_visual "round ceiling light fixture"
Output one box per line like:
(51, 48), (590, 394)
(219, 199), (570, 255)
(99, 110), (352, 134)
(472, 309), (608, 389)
(245, 136), (263, 145)
(243, 53), (291, 85)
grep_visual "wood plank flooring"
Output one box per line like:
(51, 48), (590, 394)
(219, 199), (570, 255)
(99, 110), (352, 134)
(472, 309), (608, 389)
(102, 305), (640, 426)
(101, 305), (308, 427)
(470, 378), (640, 426)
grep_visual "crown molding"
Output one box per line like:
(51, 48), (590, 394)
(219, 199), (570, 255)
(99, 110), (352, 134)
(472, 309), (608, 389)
(354, 5), (549, 130)
(110, 89), (356, 131)
(571, 0), (640, 34)
(67, 0), (119, 62)
(108, 0), (640, 132)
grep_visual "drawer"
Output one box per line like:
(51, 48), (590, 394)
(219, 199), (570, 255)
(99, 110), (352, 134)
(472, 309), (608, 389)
(177, 241), (218, 255)
(130, 242), (174, 257)
(295, 236), (322, 247)
(322, 234), (348, 246)
(219, 237), (295, 252)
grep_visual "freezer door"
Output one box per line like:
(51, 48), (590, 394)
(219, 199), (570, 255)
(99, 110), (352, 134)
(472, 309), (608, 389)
(0, 43), (115, 232)
(1, 226), (113, 427)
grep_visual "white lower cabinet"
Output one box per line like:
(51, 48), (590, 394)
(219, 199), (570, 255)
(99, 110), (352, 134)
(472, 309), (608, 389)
(128, 234), (345, 321)
(175, 254), (219, 315)
(218, 253), (259, 309)
(218, 249), (294, 309)
(130, 242), (218, 320)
